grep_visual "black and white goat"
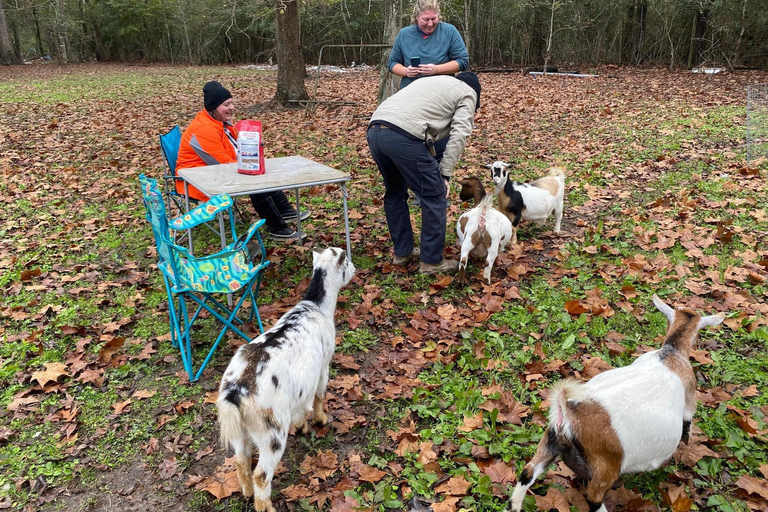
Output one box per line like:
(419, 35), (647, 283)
(487, 161), (565, 245)
(510, 295), (725, 512)
(456, 178), (512, 284)
(217, 248), (355, 512)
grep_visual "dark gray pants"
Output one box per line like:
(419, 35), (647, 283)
(366, 124), (448, 265)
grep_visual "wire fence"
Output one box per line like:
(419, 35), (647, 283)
(747, 84), (768, 165)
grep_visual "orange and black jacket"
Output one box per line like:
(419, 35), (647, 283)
(176, 109), (238, 201)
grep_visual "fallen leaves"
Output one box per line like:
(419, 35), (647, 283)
(31, 362), (69, 387)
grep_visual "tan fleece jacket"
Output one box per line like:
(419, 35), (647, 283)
(369, 75), (477, 178)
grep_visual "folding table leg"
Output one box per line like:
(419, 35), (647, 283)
(295, 188), (302, 238)
(341, 182), (351, 260)
(183, 182), (193, 254)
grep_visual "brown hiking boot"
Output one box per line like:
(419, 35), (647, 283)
(419, 259), (459, 274)
(393, 247), (420, 267)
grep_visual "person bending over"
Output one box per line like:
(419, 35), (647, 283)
(366, 72), (481, 274)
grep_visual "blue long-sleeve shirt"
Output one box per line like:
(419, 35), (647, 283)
(388, 22), (469, 89)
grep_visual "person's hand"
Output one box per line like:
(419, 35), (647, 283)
(418, 63), (438, 76)
(405, 65), (421, 78)
(444, 178), (450, 198)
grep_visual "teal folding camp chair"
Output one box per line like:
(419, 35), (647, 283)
(160, 125), (185, 217)
(140, 174), (270, 382)
(160, 125), (245, 248)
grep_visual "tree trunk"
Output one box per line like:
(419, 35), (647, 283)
(687, 8), (708, 68)
(0, 0), (19, 64)
(54, 0), (70, 63)
(32, 7), (44, 57)
(734, 0), (747, 66)
(543, 0), (556, 72)
(274, 0), (308, 105)
(632, 0), (646, 65)
(376, 0), (400, 104)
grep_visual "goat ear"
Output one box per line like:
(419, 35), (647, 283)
(502, 162), (511, 167)
(698, 312), (725, 330)
(484, 164), (493, 169)
(652, 294), (676, 323)
(312, 247), (323, 266)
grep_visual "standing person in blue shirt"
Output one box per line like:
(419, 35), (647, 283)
(388, 0), (469, 90)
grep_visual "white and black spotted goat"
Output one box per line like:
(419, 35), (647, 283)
(510, 295), (725, 512)
(217, 247), (355, 512)
(487, 161), (565, 245)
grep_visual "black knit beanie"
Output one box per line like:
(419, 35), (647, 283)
(455, 72), (481, 110)
(203, 81), (232, 111)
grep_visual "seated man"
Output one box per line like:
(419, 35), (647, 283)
(176, 81), (309, 240)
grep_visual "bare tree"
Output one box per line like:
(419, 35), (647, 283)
(0, 0), (19, 64)
(274, 0), (308, 105)
(53, 0), (70, 63)
(376, 0), (399, 104)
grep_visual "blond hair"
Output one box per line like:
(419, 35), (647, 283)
(411, 0), (441, 25)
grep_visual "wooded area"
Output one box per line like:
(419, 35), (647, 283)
(0, 0), (766, 70)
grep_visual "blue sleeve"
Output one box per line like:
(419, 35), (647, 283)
(447, 24), (469, 71)
(388, 30), (406, 72)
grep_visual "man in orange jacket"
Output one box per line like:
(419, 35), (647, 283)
(176, 81), (309, 240)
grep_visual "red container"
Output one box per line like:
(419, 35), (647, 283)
(235, 120), (265, 175)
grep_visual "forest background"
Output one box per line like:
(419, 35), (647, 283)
(0, 0), (767, 71)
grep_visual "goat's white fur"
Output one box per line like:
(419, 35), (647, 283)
(456, 193), (512, 284)
(217, 248), (355, 511)
(487, 161), (565, 244)
(510, 294), (725, 512)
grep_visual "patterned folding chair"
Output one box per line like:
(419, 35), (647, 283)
(140, 174), (270, 382)
(160, 125), (246, 248)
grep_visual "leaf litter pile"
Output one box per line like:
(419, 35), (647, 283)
(1, 64), (768, 512)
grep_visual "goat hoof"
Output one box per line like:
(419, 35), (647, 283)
(313, 410), (329, 426)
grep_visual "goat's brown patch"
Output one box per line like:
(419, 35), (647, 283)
(569, 401), (623, 504)
(458, 177), (486, 203)
(469, 230), (492, 260)
(235, 452), (254, 496)
(663, 310), (698, 354)
(663, 352), (696, 412)
(261, 407), (281, 431)
(531, 176), (560, 196)
(253, 468), (268, 489)
(459, 217), (468, 233)
(253, 497), (275, 512)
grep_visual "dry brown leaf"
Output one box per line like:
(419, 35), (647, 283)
(736, 475), (768, 500)
(457, 411), (484, 432)
(112, 399), (132, 414)
(31, 362), (69, 387)
(484, 460), (516, 485)
(198, 468), (241, 501)
(357, 465), (386, 483)
(435, 475), (471, 496)
(431, 496), (460, 512)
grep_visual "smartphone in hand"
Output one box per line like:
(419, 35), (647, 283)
(410, 56), (421, 67)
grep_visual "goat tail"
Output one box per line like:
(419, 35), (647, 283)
(217, 397), (244, 450)
(548, 378), (587, 437)
(477, 194), (495, 233)
(548, 167), (566, 179)
(217, 394), (260, 450)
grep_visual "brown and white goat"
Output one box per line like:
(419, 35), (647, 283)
(510, 294), (725, 512)
(217, 248), (355, 512)
(487, 161), (565, 244)
(455, 177), (512, 284)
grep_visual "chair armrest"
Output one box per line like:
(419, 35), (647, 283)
(232, 219), (268, 264)
(169, 194), (233, 230)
